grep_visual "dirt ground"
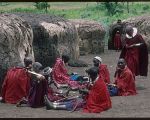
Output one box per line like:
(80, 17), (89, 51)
(0, 49), (150, 118)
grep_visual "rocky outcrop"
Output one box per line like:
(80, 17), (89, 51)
(15, 13), (80, 67)
(0, 14), (34, 92)
(70, 19), (106, 55)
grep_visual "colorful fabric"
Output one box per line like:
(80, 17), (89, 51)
(1, 67), (31, 104)
(107, 85), (118, 96)
(114, 66), (137, 96)
(52, 58), (82, 88)
(52, 58), (70, 84)
(70, 74), (80, 81)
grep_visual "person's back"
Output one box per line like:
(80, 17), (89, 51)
(28, 62), (47, 108)
(52, 58), (70, 84)
(1, 67), (30, 104)
(52, 55), (82, 88)
(99, 64), (110, 84)
(93, 56), (110, 84)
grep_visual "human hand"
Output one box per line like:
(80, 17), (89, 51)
(37, 75), (45, 80)
(126, 44), (132, 49)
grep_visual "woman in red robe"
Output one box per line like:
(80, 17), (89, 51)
(1, 57), (32, 104)
(114, 59), (137, 96)
(120, 25), (148, 76)
(83, 67), (112, 113)
(114, 31), (122, 51)
(52, 54), (83, 88)
(93, 56), (110, 84)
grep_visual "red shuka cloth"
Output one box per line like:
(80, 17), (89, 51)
(52, 58), (81, 88)
(52, 58), (70, 84)
(114, 32), (122, 49)
(1, 67), (31, 104)
(114, 66), (137, 96)
(120, 34), (148, 76)
(99, 64), (110, 84)
(83, 77), (112, 113)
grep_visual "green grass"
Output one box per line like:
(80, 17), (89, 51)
(1, 2), (150, 44)
(1, 2), (150, 26)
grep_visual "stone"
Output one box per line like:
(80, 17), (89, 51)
(0, 13), (34, 92)
(69, 19), (106, 55)
(14, 13), (80, 67)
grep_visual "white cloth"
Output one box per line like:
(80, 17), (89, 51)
(94, 56), (102, 62)
(126, 27), (137, 39)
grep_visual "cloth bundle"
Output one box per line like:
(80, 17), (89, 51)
(107, 84), (118, 96)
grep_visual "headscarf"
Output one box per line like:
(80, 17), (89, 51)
(94, 56), (102, 63)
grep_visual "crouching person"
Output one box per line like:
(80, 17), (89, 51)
(17, 62), (47, 108)
(1, 57), (32, 104)
(82, 67), (112, 113)
(27, 62), (47, 108)
(113, 58), (137, 96)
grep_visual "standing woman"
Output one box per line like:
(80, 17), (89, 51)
(120, 25), (148, 76)
(114, 31), (122, 51)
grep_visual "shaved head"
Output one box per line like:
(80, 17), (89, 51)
(117, 58), (126, 69)
(126, 25), (133, 37)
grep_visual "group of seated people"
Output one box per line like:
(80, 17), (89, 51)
(0, 54), (137, 113)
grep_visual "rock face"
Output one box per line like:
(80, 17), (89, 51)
(0, 14), (34, 92)
(122, 15), (150, 51)
(70, 19), (106, 55)
(15, 13), (80, 67)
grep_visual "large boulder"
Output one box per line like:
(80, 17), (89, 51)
(0, 14), (34, 93)
(14, 13), (80, 67)
(69, 19), (106, 55)
(122, 15), (150, 51)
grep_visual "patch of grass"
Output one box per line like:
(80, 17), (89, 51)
(1, 2), (150, 44)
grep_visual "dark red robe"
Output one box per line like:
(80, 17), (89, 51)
(52, 58), (81, 88)
(83, 77), (112, 113)
(114, 66), (137, 96)
(1, 67), (31, 104)
(114, 32), (122, 50)
(28, 77), (47, 108)
(120, 34), (148, 76)
(99, 64), (110, 84)
(28, 76), (63, 108)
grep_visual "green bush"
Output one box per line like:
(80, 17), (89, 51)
(34, 2), (50, 13)
(143, 5), (150, 11)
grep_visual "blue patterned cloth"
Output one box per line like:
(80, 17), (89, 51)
(107, 85), (118, 96)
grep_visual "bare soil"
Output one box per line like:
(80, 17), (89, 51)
(0, 49), (150, 118)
